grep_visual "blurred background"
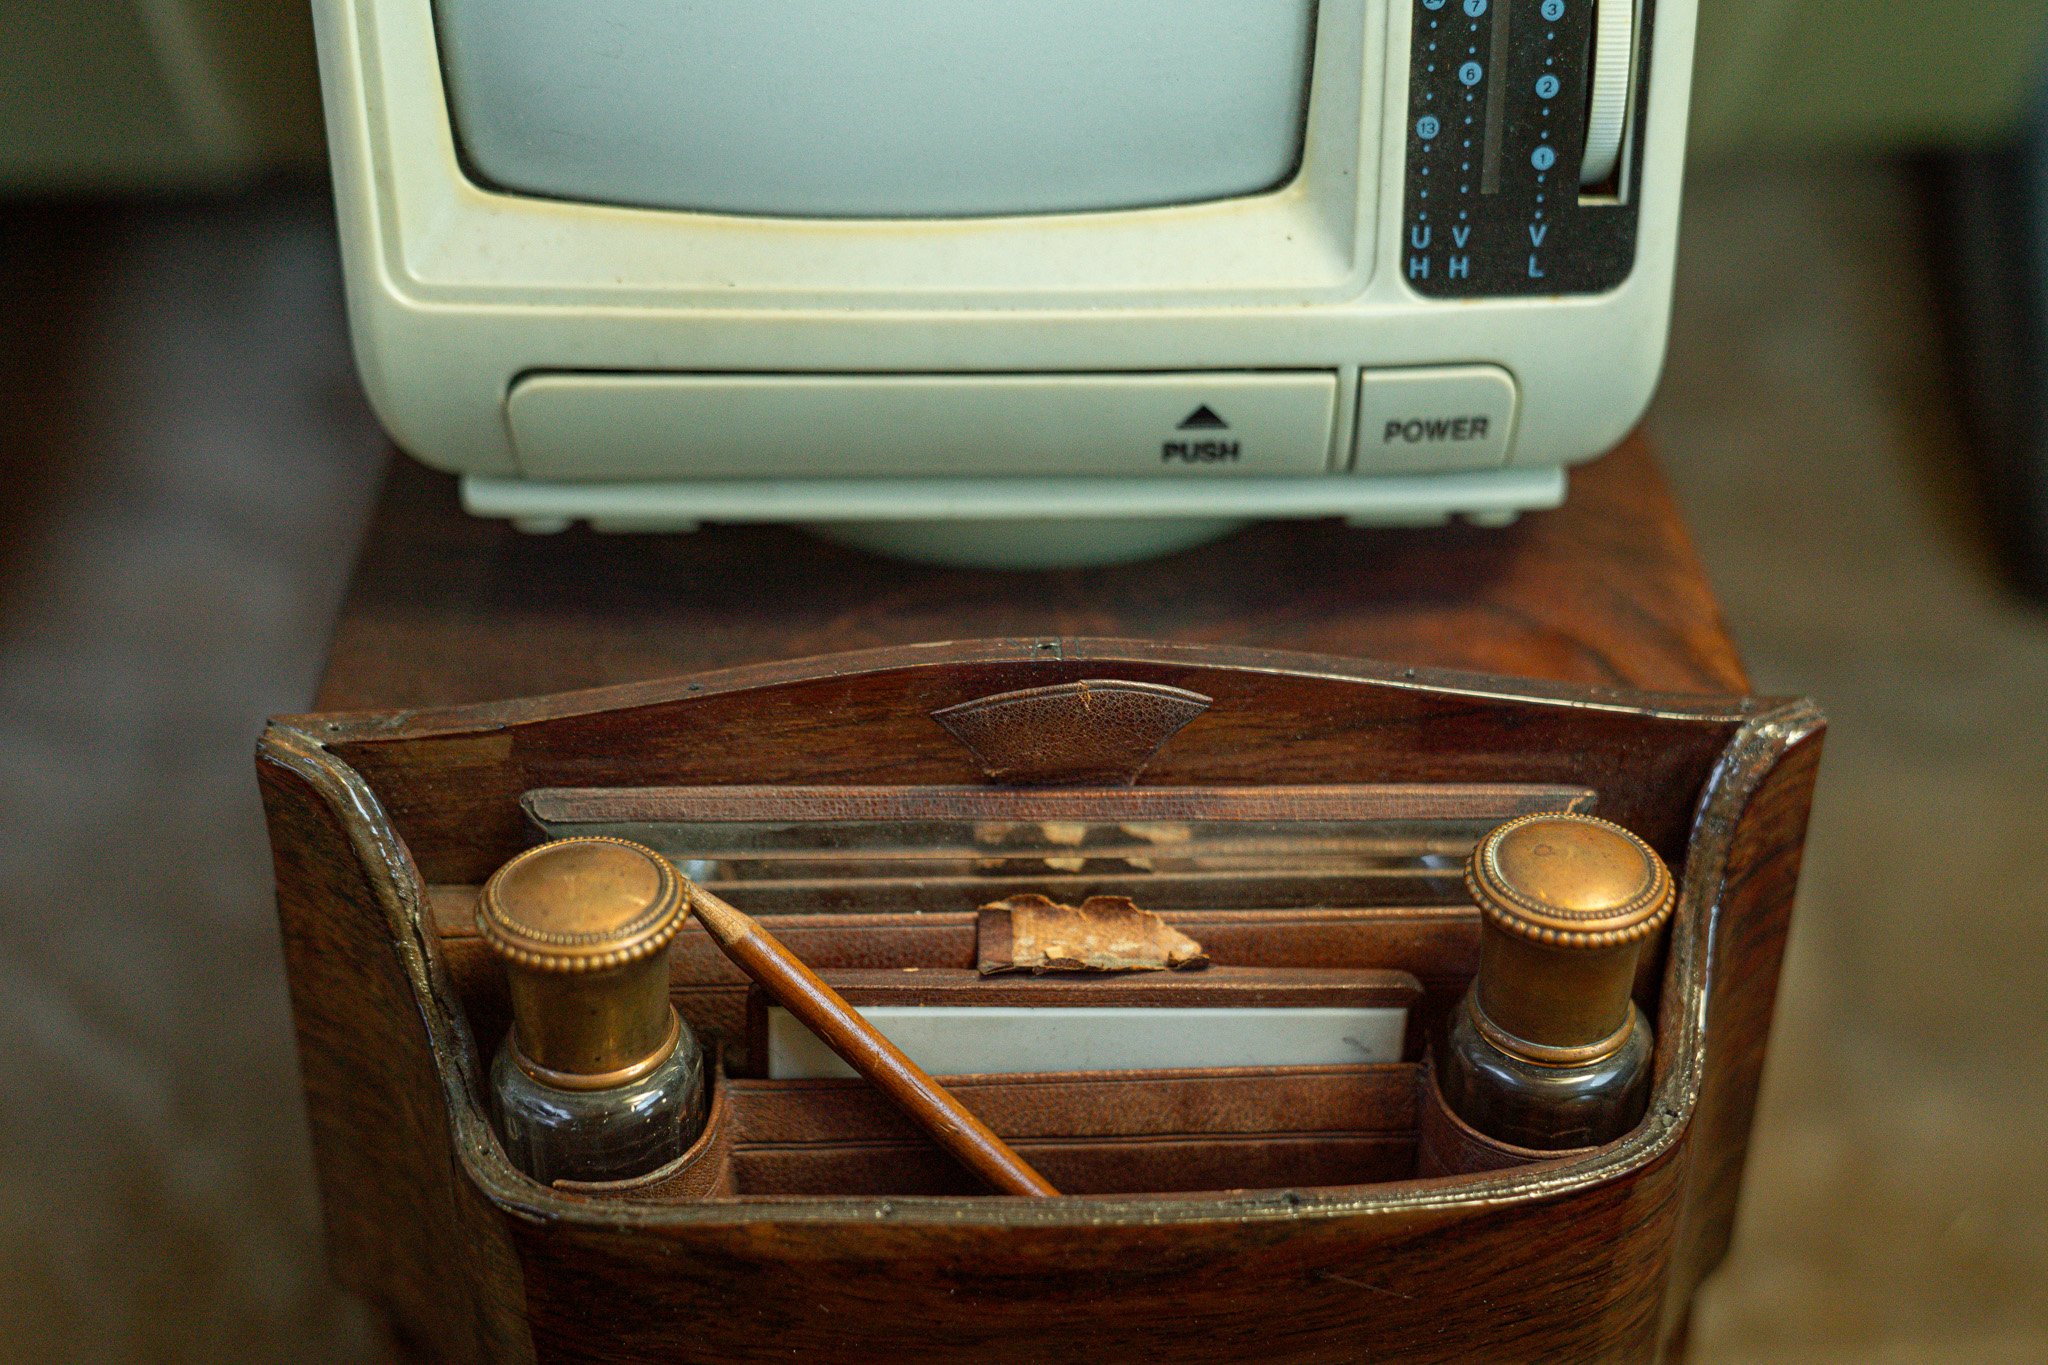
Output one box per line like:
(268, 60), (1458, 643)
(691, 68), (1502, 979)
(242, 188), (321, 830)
(3, 3), (2047, 1361)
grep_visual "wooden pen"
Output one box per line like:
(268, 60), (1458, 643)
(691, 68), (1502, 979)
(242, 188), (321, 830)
(684, 881), (1059, 1198)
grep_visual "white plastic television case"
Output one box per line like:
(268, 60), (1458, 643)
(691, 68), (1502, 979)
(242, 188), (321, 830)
(313, 0), (1696, 566)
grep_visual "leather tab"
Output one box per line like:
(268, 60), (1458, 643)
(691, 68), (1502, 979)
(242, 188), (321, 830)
(931, 680), (1212, 785)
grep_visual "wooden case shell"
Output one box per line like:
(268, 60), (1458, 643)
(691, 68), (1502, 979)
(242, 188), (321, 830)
(259, 638), (1822, 1363)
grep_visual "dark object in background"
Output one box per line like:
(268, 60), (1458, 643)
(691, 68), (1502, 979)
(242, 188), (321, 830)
(1436, 813), (1676, 1150)
(1929, 59), (2048, 601)
(479, 838), (708, 1183)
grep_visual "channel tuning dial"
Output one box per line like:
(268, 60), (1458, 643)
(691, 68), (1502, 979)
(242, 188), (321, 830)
(1580, 0), (1635, 187)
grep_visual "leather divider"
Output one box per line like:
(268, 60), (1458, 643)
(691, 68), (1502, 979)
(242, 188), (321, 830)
(542, 1039), (1615, 1202)
(430, 888), (1488, 1075)
(1411, 1058), (1593, 1177)
(551, 1053), (738, 1202)
(442, 890), (1628, 1200)
(568, 1062), (1423, 1202)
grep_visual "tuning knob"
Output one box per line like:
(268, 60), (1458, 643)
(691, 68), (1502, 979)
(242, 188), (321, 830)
(1580, 0), (1636, 188)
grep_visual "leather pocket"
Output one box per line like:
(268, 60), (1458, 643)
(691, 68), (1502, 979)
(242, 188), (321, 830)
(1411, 1061), (1595, 1178)
(578, 1062), (1421, 1201)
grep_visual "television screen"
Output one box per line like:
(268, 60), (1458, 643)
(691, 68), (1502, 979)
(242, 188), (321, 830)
(435, 0), (1320, 219)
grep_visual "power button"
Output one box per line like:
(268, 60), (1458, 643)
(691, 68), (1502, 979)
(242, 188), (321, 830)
(1354, 365), (1518, 474)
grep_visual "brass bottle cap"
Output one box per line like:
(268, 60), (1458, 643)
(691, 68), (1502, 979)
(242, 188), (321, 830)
(1463, 813), (1676, 1065)
(1466, 813), (1675, 949)
(478, 837), (687, 973)
(479, 838), (689, 1089)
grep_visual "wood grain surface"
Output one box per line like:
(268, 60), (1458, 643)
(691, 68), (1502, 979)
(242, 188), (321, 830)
(316, 434), (1747, 712)
(262, 637), (1822, 1363)
(267, 444), (1822, 1362)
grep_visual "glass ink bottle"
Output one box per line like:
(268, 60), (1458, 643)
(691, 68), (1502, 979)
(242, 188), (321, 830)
(478, 837), (707, 1183)
(1436, 813), (1676, 1150)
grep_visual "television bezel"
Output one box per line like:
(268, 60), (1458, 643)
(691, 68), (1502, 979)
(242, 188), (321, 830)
(341, 0), (1384, 309)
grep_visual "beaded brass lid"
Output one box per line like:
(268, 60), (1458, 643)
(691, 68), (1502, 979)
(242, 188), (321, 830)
(1466, 813), (1675, 949)
(478, 837), (687, 973)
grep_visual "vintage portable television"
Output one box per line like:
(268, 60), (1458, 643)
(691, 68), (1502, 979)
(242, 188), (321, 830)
(313, 1), (1695, 563)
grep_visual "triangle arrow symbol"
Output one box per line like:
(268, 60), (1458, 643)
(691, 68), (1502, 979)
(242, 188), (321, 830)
(1177, 405), (1229, 431)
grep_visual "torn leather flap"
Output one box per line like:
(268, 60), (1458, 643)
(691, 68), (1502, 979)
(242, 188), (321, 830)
(976, 894), (1209, 976)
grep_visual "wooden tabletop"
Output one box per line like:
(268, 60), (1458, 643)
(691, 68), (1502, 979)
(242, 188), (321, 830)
(316, 433), (1745, 711)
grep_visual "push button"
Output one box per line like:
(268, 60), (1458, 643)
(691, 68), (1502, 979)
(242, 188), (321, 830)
(509, 372), (1337, 481)
(1354, 366), (1517, 474)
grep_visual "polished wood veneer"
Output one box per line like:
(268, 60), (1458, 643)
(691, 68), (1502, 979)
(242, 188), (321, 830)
(265, 441), (1820, 1361)
(316, 435), (1746, 710)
